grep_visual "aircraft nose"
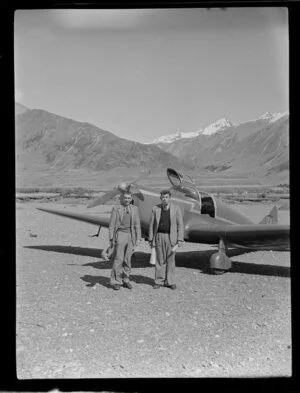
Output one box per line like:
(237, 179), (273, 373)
(118, 182), (128, 192)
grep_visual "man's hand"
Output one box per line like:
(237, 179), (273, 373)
(177, 240), (184, 247)
(148, 240), (153, 248)
(136, 239), (141, 247)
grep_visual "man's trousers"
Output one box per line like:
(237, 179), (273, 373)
(110, 231), (134, 285)
(154, 232), (176, 286)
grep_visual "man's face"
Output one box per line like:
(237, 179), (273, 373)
(160, 193), (170, 206)
(121, 193), (132, 206)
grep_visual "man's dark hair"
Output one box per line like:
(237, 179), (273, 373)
(160, 189), (172, 197)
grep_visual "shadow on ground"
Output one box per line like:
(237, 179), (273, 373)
(80, 273), (154, 288)
(80, 274), (110, 288)
(25, 245), (103, 258)
(25, 245), (290, 277)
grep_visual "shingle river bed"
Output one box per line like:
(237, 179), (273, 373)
(16, 201), (291, 378)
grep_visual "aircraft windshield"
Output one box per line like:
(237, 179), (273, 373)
(167, 168), (183, 187)
(167, 168), (196, 188)
(167, 168), (215, 217)
(167, 168), (200, 202)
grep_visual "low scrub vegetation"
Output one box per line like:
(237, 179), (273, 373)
(16, 184), (289, 205)
(16, 187), (96, 196)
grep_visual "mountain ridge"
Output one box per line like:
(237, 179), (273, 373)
(15, 106), (194, 174)
(147, 111), (288, 144)
(152, 111), (289, 182)
(15, 103), (289, 185)
(15, 102), (29, 116)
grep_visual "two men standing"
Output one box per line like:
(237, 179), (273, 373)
(108, 189), (184, 291)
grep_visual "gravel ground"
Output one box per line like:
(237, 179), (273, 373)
(16, 201), (291, 378)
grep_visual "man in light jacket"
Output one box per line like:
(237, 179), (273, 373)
(148, 189), (184, 290)
(109, 191), (141, 290)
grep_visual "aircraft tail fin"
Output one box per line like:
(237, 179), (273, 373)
(259, 205), (278, 225)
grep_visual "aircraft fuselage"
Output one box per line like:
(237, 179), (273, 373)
(132, 185), (252, 238)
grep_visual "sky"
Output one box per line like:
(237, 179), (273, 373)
(14, 7), (289, 143)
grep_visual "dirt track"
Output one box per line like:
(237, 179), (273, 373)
(16, 201), (291, 378)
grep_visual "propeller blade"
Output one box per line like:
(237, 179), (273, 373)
(87, 176), (145, 209)
(87, 189), (120, 208)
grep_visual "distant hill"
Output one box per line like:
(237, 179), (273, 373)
(15, 102), (29, 116)
(15, 105), (289, 187)
(15, 108), (194, 175)
(149, 112), (289, 183)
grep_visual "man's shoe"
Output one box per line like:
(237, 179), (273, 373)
(153, 284), (161, 289)
(123, 282), (133, 290)
(112, 284), (121, 290)
(169, 284), (177, 290)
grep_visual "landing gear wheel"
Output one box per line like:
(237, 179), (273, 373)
(210, 268), (226, 275)
(209, 241), (232, 274)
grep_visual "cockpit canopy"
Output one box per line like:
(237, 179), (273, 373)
(167, 168), (216, 218)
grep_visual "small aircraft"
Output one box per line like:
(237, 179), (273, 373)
(37, 168), (290, 274)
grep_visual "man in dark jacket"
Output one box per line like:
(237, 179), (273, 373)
(148, 189), (184, 290)
(109, 191), (141, 290)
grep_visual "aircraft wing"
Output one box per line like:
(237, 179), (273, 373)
(185, 222), (290, 250)
(36, 207), (110, 227)
(37, 207), (290, 250)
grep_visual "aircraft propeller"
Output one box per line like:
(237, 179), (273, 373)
(87, 181), (139, 208)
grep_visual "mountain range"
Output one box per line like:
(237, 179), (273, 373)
(150, 111), (289, 180)
(148, 117), (234, 144)
(15, 103), (289, 185)
(15, 104), (193, 175)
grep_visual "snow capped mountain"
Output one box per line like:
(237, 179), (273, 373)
(149, 131), (192, 144)
(146, 112), (288, 144)
(201, 117), (233, 135)
(242, 111), (289, 124)
(149, 130), (203, 144)
(148, 117), (233, 144)
(269, 111), (289, 122)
